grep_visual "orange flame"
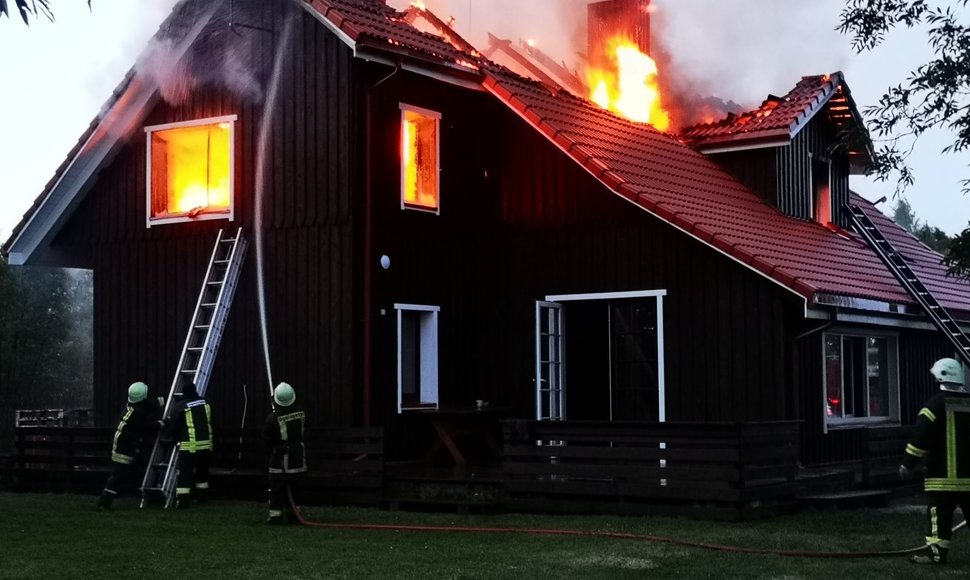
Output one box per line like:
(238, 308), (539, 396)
(586, 36), (670, 131)
(151, 123), (231, 217)
(411, 0), (426, 10)
(402, 111), (439, 209)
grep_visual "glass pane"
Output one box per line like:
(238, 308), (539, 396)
(150, 122), (231, 218)
(824, 335), (843, 418)
(401, 312), (420, 403)
(867, 337), (890, 417)
(402, 110), (438, 210)
(610, 300), (658, 421)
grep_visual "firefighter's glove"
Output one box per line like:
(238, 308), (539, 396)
(899, 464), (914, 480)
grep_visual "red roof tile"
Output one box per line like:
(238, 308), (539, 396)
(481, 67), (970, 314)
(683, 73), (854, 149)
(306, 0), (481, 73)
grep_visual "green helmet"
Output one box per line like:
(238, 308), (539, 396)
(128, 382), (149, 404)
(274, 382), (296, 407)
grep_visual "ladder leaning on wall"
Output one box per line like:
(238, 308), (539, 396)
(140, 227), (248, 508)
(844, 204), (970, 369)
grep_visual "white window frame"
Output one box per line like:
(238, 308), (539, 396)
(144, 114), (237, 228)
(395, 304), (440, 413)
(822, 328), (900, 431)
(399, 103), (441, 215)
(539, 290), (667, 423)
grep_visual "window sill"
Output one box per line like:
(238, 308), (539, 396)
(148, 210), (232, 228)
(401, 403), (439, 412)
(826, 419), (900, 431)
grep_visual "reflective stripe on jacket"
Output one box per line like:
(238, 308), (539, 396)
(904, 392), (970, 492)
(177, 399), (213, 453)
(263, 409), (307, 475)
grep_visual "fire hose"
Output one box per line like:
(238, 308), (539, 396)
(286, 487), (966, 559)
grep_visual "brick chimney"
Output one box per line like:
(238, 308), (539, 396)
(588, 0), (651, 68)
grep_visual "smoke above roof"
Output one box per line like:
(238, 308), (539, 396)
(137, 0), (298, 106)
(388, 0), (848, 119)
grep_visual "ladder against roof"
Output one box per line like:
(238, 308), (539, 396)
(844, 204), (970, 368)
(140, 227), (248, 508)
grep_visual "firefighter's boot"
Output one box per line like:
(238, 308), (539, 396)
(96, 491), (115, 511)
(911, 544), (948, 565)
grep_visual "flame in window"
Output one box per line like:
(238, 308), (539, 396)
(402, 109), (439, 210)
(150, 122), (231, 219)
(586, 36), (670, 131)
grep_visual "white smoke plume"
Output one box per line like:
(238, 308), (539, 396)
(136, 0), (292, 106)
(388, 0), (851, 116)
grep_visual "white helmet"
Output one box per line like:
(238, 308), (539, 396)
(274, 382), (296, 407)
(931, 358), (966, 392)
(128, 381), (149, 403)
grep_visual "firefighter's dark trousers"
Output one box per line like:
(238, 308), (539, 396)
(176, 450), (211, 506)
(924, 492), (970, 561)
(98, 461), (138, 508)
(268, 473), (303, 522)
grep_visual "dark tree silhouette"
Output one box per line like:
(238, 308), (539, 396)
(839, 0), (970, 278)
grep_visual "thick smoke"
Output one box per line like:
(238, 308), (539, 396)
(137, 0), (296, 106)
(389, 0), (850, 127)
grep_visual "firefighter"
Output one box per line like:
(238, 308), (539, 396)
(263, 382), (307, 524)
(900, 357), (970, 565)
(96, 381), (164, 510)
(167, 382), (213, 508)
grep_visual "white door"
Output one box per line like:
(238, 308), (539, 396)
(535, 301), (564, 420)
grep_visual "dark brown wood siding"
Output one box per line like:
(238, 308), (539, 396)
(53, 3), (361, 429)
(366, 69), (802, 430)
(707, 148), (779, 208)
(707, 110), (852, 228)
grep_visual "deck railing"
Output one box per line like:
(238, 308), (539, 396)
(502, 420), (801, 521)
(13, 426), (384, 505)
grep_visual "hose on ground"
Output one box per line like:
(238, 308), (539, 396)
(286, 487), (965, 559)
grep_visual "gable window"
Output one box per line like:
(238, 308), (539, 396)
(823, 330), (899, 428)
(396, 304), (440, 412)
(400, 104), (440, 213)
(811, 155), (832, 226)
(145, 115), (236, 227)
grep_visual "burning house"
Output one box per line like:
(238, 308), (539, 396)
(4, 0), (970, 516)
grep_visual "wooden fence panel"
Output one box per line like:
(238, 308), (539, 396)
(13, 426), (384, 505)
(502, 420), (800, 520)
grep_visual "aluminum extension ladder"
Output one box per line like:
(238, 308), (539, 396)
(844, 203), (970, 368)
(140, 228), (248, 507)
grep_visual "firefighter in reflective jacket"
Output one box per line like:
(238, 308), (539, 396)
(167, 382), (213, 508)
(96, 381), (164, 510)
(900, 357), (970, 565)
(263, 382), (307, 524)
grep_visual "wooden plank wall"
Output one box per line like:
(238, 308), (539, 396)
(51, 1), (361, 429)
(367, 70), (800, 430)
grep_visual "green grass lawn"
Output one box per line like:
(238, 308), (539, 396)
(1, 493), (968, 579)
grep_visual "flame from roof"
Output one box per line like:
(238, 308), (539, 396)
(586, 36), (670, 131)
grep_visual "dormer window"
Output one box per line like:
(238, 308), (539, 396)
(400, 104), (440, 213)
(145, 115), (236, 227)
(812, 155), (832, 226)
